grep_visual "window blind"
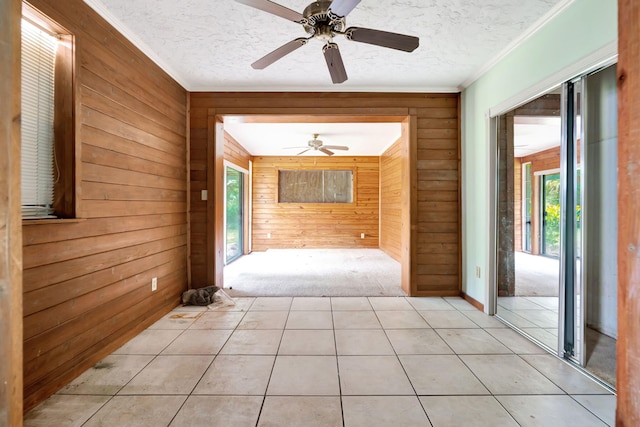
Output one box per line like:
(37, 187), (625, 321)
(21, 19), (57, 219)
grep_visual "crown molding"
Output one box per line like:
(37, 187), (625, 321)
(458, 0), (577, 90)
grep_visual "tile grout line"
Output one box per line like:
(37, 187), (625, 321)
(165, 302), (254, 426)
(253, 297), (292, 427)
(329, 297), (346, 427)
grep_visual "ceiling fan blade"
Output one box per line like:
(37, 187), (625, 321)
(322, 145), (349, 150)
(345, 27), (419, 52)
(319, 148), (335, 156)
(322, 43), (348, 84)
(328, 0), (361, 18)
(252, 38), (309, 69)
(235, 0), (304, 23)
(297, 148), (311, 155)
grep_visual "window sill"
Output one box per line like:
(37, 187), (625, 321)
(22, 218), (86, 226)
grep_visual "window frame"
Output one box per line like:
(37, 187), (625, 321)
(276, 167), (356, 205)
(22, 3), (76, 221)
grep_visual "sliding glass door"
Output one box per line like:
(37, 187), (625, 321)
(494, 63), (617, 387)
(542, 173), (561, 257)
(560, 64), (618, 387)
(225, 166), (244, 264)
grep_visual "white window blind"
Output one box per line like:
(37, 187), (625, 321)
(21, 19), (57, 219)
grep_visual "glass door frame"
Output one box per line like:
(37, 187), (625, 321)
(223, 161), (250, 265)
(522, 162), (533, 253)
(558, 79), (577, 361)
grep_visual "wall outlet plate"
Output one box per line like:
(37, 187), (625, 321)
(151, 277), (158, 291)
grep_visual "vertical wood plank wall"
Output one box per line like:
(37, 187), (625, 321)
(380, 138), (403, 261)
(189, 93), (460, 296)
(0, 0), (23, 423)
(251, 156), (380, 250)
(21, 0), (188, 410)
(617, 0), (640, 424)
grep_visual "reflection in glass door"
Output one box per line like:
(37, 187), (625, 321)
(225, 166), (243, 264)
(562, 64), (618, 387)
(542, 173), (560, 257)
(494, 64), (617, 388)
(523, 163), (532, 252)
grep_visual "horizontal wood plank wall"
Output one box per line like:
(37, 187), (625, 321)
(252, 156), (379, 250)
(521, 146), (561, 173)
(416, 97), (460, 295)
(22, 0), (188, 411)
(380, 137), (402, 261)
(224, 132), (251, 170)
(189, 92), (460, 296)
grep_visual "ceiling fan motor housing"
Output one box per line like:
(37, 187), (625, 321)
(303, 0), (346, 41)
(308, 135), (323, 149)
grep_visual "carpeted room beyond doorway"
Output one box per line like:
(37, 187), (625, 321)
(224, 249), (404, 297)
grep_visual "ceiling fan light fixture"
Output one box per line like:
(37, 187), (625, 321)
(235, 0), (420, 84)
(284, 133), (350, 156)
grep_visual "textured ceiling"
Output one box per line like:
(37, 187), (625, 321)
(82, 0), (566, 155)
(83, 0), (565, 92)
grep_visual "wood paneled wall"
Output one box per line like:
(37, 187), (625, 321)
(251, 156), (379, 250)
(380, 138), (403, 261)
(225, 132), (251, 170)
(22, 0), (188, 410)
(1, 0), (23, 423)
(617, 0), (640, 423)
(189, 92), (460, 296)
(521, 146), (561, 173)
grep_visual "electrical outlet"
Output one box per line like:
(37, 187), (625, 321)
(360, 233), (365, 239)
(475, 267), (481, 278)
(151, 277), (158, 291)
(267, 233), (271, 239)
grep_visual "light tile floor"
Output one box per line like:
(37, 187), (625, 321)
(24, 297), (615, 427)
(497, 296), (617, 387)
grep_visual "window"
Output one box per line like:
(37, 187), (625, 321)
(21, 4), (75, 219)
(278, 170), (353, 203)
(21, 19), (56, 218)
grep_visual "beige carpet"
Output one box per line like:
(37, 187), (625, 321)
(223, 249), (405, 297)
(515, 251), (560, 296)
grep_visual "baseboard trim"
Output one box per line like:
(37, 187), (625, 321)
(461, 291), (484, 312)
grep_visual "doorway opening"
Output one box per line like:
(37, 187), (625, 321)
(215, 115), (411, 297)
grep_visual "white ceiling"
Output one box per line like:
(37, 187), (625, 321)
(82, 0), (567, 156)
(83, 0), (566, 92)
(513, 116), (561, 157)
(224, 121), (402, 156)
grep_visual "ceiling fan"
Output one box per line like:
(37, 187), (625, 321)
(235, 0), (420, 84)
(286, 133), (349, 155)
